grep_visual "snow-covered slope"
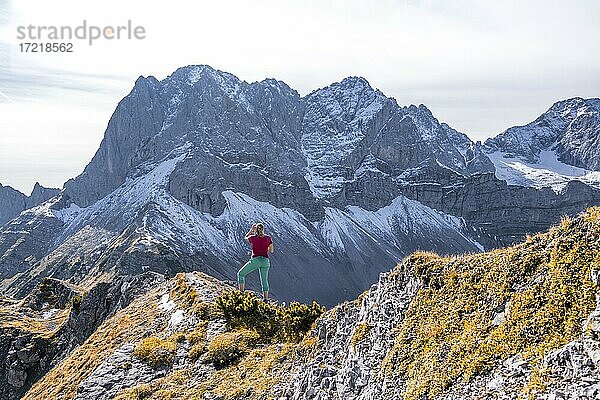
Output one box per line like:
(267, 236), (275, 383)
(488, 150), (600, 192)
(485, 97), (600, 190)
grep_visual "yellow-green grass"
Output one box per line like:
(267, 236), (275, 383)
(23, 288), (161, 400)
(383, 207), (600, 400)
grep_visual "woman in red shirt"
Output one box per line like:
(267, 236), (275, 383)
(237, 223), (274, 301)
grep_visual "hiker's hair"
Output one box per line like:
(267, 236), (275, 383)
(255, 223), (265, 236)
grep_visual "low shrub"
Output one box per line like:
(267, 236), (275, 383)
(205, 329), (260, 368)
(71, 293), (84, 312)
(133, 336), (178, 366)
(187, 322), (208, 361)
(350, 322), (372, 349)
(277, 301), (325, 342)
(215, 290), (325, 342)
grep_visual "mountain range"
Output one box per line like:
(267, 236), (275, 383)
(0, 65), (599, 307)
(1, 64), (600, 399)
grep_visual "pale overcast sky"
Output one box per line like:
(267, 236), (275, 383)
(0, 0), (599, 194)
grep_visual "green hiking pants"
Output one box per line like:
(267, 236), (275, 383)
(237, 256), (270, 292)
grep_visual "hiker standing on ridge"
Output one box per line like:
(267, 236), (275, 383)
(237, 223), (274, 301)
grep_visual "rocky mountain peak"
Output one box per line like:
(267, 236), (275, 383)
(132, 75), (160, 90)
(337, 75), (372, 90)
(29, 182), (55, 198)
(547, 96), (600, 116)
(484, 96), (600, 172)
(407, 103), (435, 118)
(168, 65), (245, 99)
(306, 76), (387, 114)
(168, 64), (217, 84)
(27, 183), (60, 209)
(0, 182), (59, 226)
(254, 78), (299, 97)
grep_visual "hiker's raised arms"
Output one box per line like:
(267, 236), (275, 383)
(244, 224), (256, 240)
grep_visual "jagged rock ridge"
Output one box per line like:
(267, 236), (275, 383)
(0, 182), (59, 226)
(485, 97), (600, 191)
(63, 65), (493, 216)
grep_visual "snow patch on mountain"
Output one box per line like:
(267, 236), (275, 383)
(52, 203), (83, 224)
(488, 150), (600, 192)
(147, 190), (330, 261)
(320, 195), (483, 254)
(484, 97), (600, 171)
(51, 146), (190, 246)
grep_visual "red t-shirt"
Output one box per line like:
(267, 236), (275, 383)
(248, 235), (272, 258)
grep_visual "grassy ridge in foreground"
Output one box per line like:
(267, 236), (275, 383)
(383, 207), (600, 399)
(116, 278), (324, 400)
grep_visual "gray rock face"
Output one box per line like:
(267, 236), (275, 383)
(73, 343), (169, 400)
(0, 184), (27, 227)
(0, 278), (79, 400)
(485, 97), (600, 170)
(63, 76), (166, 208)
(52, 273), (167, 363)
(0, 201), (65, 281)
(0, 182), (59, 227)
(0, 273), (168, 400)
(282, 268), (420, 400)
(20, 277), (79, 311)
(400, 173), (600, 248)
(0, 330), (53, 400)
(62, 66), (493, 219)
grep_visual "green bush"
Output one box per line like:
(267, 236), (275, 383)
(215, 291), (325, 342)
(277, 301), (326, 342)
(71, 293), (84, 312)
